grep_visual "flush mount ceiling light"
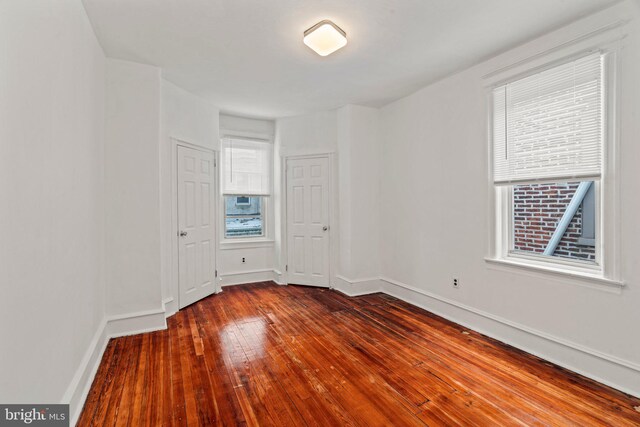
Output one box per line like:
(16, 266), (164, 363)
(303, 20), (347, 56)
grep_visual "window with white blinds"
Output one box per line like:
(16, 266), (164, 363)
(493, 53), (604, 184)
(221, 137), (272, 196)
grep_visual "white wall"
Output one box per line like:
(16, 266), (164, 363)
(160, 80), (219, 308)
(0, 0), (106, 407)
(105, 59), (163, 315)
(336, 106), (381, 284)
(218, 114), (277, 286)
(277, 110), (338, 157)
(220, 114), (275, 137)
(378, 1), (640, 396)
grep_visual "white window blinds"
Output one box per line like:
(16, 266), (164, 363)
(493, 53), (604, 184)
(221, 137), (272, 196)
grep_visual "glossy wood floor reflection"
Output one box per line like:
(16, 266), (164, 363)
(78, 282), (640, 426)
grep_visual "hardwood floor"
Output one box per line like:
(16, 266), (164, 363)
(78, 282), (640, 426)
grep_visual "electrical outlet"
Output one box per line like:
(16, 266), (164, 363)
(242, 257), (246, 263)
(453, 278), (459, 288)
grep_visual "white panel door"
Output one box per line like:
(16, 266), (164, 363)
(178, 146), (216, 308)
(286, 156), (330, 287)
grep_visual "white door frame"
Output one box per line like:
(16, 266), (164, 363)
(171, 138), (219, 311)
(281, 152), (337, 288)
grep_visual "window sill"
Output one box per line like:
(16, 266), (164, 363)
(220, 239), (275, 250)
(484, 257), (624, 292)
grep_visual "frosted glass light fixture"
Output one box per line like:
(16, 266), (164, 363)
(303, 20), (347, 56)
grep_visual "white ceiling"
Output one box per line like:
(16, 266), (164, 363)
(82, 0), (618, 118)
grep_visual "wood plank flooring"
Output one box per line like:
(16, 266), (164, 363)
(78, 282), (640, 426)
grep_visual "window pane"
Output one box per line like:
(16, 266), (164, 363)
(512, 181), (595, 262)
(225, 196), (263, 238)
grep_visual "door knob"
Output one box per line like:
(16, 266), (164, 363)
(179, 231), (188, 237)
(322, 226), (328, 231)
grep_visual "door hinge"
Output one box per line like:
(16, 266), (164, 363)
(215, 269), (218, 277)
(285, 264), (288, 272)
(214, 159), (217, 167)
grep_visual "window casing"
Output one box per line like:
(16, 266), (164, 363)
(492, 52), (608, 274)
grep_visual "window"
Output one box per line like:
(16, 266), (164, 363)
(220, 136), (272, 239)
(492, 53), (605, 269)
(225, 196), (264, 238)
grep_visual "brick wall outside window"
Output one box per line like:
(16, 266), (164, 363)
(512, 182), (595, 261)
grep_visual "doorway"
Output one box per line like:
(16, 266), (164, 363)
(286, 155), (331, 287)
(177, 145), (217, 308)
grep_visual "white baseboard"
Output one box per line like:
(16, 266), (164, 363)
(163, 297), (177, 319)
(65, 304), (169, 425)
(62, 318), (109, 427)
(219, 269), (278, 287)
(106, 307), (167, 338)
(273, 269), (285, 285)
(380, 276), (640, 398)
(334, 275), (384, 296)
